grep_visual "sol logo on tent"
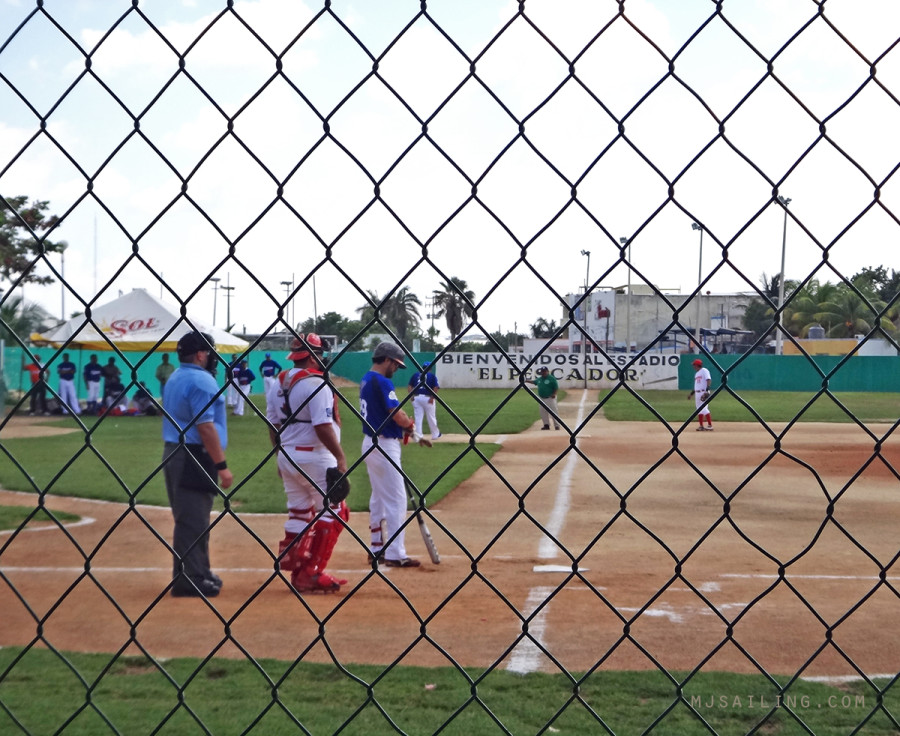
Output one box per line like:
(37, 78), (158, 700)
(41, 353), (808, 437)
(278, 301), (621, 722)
(109, 317), (160, 337)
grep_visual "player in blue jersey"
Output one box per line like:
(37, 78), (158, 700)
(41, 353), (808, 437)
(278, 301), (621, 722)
(56, 352), (81, 415)
(259, 352), (282, 394)
(83, 354), (104, 414)
(407, 361), (442, 440)
(360, 341), (424, 567)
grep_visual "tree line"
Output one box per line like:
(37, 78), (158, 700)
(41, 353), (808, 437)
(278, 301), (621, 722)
(742, 267), (900, 342)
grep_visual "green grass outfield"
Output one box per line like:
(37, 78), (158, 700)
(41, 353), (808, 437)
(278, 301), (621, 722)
(0, 388), (547, 517)
(0, 648), (895, 735)
(601, 389), (900, 424)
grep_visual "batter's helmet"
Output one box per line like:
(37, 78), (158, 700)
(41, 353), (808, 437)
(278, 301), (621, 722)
(372, 341), (406, 368)
(288, 333), (327, 361)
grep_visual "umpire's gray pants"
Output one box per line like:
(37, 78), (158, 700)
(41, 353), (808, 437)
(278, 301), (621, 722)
(163, 443), (216, 587)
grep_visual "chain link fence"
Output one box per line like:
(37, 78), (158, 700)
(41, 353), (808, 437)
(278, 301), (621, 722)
(2, 1), (899, 733)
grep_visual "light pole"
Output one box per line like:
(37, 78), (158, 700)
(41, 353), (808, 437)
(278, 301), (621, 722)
(581, 249), (591, 387)
(221, 279), (235, 332)
(775, 196), (791, 355)
(620, 237), (631, 354)
(280, 280), (292, 330)
(209, 277), (221, 326)
(691, 222), (703, 351)
(580, 249), (591, 350)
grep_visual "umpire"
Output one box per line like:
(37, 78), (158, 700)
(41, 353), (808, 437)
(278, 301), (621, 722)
(162, 331), (232, 598)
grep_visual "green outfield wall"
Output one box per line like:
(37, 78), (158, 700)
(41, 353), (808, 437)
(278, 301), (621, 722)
(2, 346), (437, 404)
(678, 354), (900, 393)
(5, 347), (895, 405)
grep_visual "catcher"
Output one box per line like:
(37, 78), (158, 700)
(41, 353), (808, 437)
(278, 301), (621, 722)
(687, 357), (714, 432)
(265, 333), (351, 593)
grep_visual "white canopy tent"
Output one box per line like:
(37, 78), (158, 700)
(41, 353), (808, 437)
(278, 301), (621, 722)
(33, 288), (248, 354)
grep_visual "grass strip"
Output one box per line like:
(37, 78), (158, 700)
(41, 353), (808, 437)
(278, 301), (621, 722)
(0, 648), (895, 735)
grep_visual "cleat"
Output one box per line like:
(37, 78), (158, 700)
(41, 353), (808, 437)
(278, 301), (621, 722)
(384, 557), (421, 568)
(291, 570), (346, 593)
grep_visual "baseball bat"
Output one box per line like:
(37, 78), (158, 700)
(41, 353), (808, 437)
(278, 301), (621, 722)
(405, 480), (440, 564)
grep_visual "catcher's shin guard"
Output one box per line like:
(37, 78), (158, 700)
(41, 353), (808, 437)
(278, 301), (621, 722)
(278, 505), (315, 570)
(291, 502), (349, 592)
(278, 532), (299, 571)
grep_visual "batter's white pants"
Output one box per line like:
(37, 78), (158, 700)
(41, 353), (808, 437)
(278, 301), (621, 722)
(58, 379), (81, 415)
(412, 395), (440, 437)
(362, 435), (408, 562)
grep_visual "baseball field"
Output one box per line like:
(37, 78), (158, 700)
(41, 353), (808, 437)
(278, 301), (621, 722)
(1, 389), (899, 733)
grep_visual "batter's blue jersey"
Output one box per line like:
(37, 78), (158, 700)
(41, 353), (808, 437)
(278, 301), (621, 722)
(359, 370), (403, 438)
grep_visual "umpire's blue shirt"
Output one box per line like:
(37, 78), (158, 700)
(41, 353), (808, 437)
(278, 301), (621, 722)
(162, 362), (228, 448)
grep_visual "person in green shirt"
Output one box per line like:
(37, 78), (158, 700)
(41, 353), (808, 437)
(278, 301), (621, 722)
(155, 353), (176, 398)
(530, 366), (560, 430)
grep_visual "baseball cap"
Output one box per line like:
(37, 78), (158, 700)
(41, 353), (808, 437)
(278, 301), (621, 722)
(177, 331), (215, 359)
(538, 366), (550, 373)
(692, 358), (703, 366)
(288, 333), (325, 361)
(423, 361), (431, 369)
(372, 341), (406, 368)
(265, 352), (271, 358)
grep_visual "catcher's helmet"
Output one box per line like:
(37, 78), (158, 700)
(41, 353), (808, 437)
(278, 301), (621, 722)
(288, 333), (327, 361)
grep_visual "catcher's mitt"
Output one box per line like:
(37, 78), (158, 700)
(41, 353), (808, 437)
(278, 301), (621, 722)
(325, 466), (351, 504)
(700, 391), (710, 401)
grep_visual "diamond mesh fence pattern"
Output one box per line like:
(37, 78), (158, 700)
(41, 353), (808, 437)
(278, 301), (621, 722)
(1, 1), (900, 734)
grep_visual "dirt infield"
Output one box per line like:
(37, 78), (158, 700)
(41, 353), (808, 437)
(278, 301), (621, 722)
(2, 400), (899, 679)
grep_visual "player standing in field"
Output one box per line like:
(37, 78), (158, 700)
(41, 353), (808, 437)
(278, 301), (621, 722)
(407, 361), (442, 441)
(359, 341), (421, 568)
(259, 352), (282, 394)
(232, 360), (256, 417)
(266, 334), (349, 594)
(83, 354), (104, 414)
(688, 357), (714, 431)
(57, 352), (81, 416)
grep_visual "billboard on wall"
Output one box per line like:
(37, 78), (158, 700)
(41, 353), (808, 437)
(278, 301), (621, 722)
(435, 352), (682, 390)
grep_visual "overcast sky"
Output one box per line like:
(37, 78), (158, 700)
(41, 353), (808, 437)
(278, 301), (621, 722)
(2, 0), (898, 341)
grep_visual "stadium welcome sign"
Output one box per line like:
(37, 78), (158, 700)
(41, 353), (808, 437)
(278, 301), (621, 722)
(436, 352), (682, 390)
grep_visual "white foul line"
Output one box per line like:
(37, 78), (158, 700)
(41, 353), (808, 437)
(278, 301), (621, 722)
(508, 389), (590, 674)
(537, 390), (588, 560)
(505, 586), (555, 674)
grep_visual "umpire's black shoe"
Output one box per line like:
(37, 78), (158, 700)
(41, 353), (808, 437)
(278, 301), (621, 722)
(171, 578), (220, 598)
(206, 573), (223, 589)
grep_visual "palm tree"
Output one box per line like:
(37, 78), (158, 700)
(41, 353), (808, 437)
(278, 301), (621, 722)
(356, 287), (421, 342)
(432, 277), (475, 340)
(0, 295), (53, 345)
(816, 287), (891, 338)
(788, 280), (839, 337)
(384, 286), (421, 342)
(530, 317), (558, 338)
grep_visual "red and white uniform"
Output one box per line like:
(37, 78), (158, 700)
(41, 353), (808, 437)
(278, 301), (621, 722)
(693, 366), (712, 417)
(265, 368), (341, 534)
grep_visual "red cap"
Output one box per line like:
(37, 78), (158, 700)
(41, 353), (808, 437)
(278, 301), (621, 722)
(692, 359), (703, 366)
